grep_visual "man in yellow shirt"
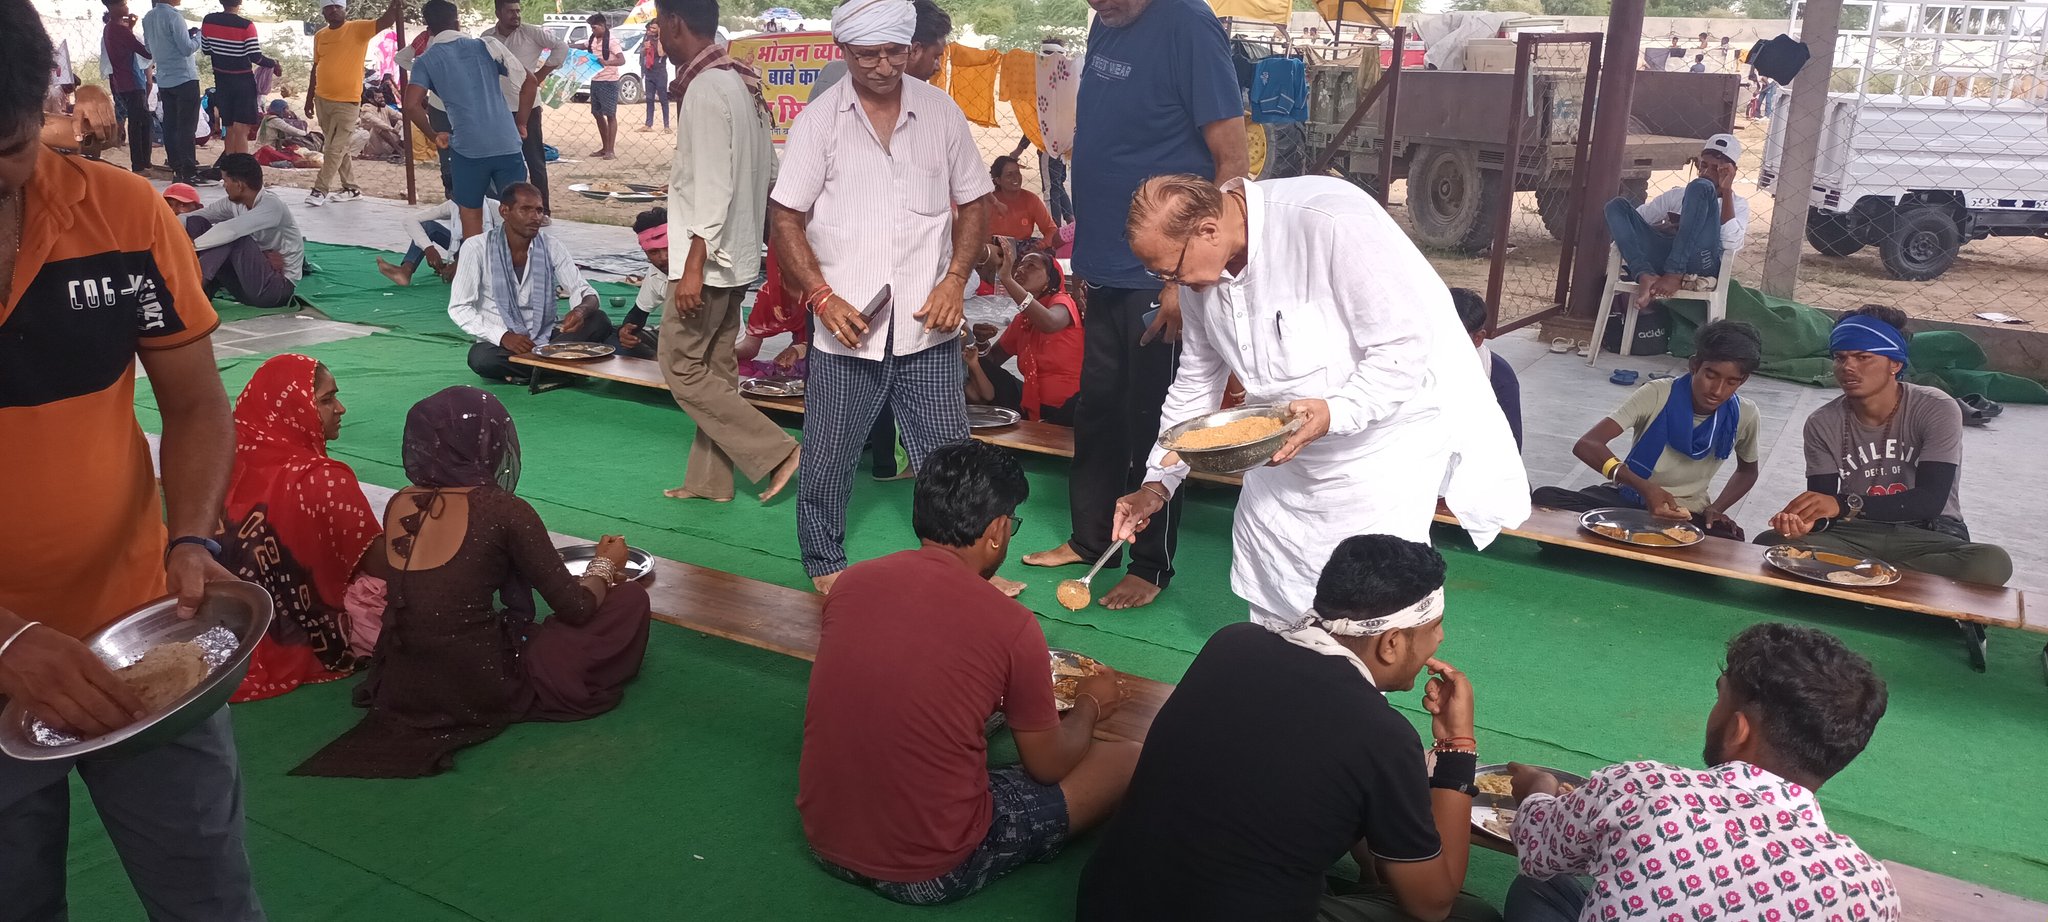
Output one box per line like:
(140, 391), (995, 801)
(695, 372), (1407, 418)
(304, 0), (400, 206)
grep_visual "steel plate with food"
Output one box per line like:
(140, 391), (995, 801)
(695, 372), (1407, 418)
(1157, 405), (1302, 474)
(1578, 507), (1705, 548)
(1049, 648), (1101, 712)
(967, 405), (1022, 429)
(1469, 762), (1590, 842)
(558, 544), (655, 582)
(1764, 545), (1902, 588)
(739, 377), (806, 398)
(533, 342), (616, 361)
(0, 582), (273, 761)
(568, 182), (663, 203)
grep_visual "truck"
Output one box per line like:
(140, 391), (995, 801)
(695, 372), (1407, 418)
(1759, 0), (2048, 281)
(1304, 64), (1738, 253)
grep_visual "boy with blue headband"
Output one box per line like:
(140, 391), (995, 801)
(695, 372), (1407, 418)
(1762, 305), (2011, 577)
(1533, 320), (1763, 539)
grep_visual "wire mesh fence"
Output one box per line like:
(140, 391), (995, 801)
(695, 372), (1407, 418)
(1757, 0), (2048, 327)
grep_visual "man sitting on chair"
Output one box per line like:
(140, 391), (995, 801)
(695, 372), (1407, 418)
(1606, 133), (1749, 310)
(1532, 320), (1763, 540)
(448, 182), (616, 383)
(183, 153), (303, 309)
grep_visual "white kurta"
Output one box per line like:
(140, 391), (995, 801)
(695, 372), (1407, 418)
(1145, 177), (1530, 626)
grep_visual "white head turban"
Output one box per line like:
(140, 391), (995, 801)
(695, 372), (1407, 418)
(1273, 588), (1447, 684)
(832, 0), (917, 47)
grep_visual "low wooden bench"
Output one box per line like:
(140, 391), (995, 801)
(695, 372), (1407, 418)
(543, 532), (1170, 744)
(1439, 506), (2033, 638)
(511, 353), (1245, 486)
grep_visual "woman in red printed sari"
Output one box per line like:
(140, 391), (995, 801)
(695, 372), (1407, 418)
(220, 353), (382, 702)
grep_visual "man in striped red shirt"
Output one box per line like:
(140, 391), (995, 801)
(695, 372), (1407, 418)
(200, 0), (278, 155)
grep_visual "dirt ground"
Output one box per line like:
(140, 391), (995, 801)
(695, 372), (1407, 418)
(143, 105), (2044, 329)
(1384, 118), (2048, 331)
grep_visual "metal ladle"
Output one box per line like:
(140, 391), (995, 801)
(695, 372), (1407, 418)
(1056, 540), (1125, 611)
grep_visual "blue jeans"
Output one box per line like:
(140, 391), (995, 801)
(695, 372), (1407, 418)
(1605, 178), (1722, 280)
(402, 221), (453, 269)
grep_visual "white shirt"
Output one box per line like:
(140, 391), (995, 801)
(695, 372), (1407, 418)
(189, 191), (305, 282)
(1639, 184), (1751, 253)
(1143, 177), (1528, 620)
(447, 230), (597, 347)
(1515, 761), (1902, 922)
(770, 77), (996, 361)
(481, 22), (564, 112)
(668, 67), (774, 290)
(406, 198), (500, 261)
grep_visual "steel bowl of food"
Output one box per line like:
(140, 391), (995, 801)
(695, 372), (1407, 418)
(0, 581), (273, 762)
(1469, 762), (1592, 842)
(1157, 405), (1302, 475)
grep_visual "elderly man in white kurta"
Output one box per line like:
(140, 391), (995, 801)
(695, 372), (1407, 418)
(1110, 174), (1530, 626)
(767, 0), (995, 592)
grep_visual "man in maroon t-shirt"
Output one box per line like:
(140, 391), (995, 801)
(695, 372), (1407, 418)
(798, 441), (1141, 905)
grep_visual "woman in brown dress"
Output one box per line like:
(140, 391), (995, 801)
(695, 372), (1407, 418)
(295, 386), (652, 778)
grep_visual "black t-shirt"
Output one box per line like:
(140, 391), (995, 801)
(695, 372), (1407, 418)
(1076, 623), (1440, 922)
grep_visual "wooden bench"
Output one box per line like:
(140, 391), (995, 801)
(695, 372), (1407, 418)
(1439, 506), (2033, 638)
(511, 353), (1245, 486)
(543, 532), (1170, 744)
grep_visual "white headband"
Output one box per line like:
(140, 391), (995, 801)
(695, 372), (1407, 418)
(1310, 587), (1445, 637)
(832, 0), (917, 47)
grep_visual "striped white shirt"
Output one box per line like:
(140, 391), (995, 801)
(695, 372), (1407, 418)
(770, 78), (995, 361)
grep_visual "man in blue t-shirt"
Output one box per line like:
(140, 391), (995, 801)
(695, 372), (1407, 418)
(403, 0), (536, 239)
(1023, 0), (1246, 611)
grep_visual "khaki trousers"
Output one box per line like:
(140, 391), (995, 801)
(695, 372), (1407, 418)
(658, 284), (798, 499)
(313, 97), (357, 193)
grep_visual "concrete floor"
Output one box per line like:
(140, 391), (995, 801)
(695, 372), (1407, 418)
(171, 188), (2048, 594)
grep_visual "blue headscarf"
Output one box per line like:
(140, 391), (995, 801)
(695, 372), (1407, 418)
(1618, 375), (1741, 508)
(1829, 314), (1909, 379)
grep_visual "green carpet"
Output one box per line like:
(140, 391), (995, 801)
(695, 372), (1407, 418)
(270, 242), (641, 343)
(97, 273), (2048, 917)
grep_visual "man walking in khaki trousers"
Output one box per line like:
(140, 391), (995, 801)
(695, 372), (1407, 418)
(652, 0), (799, 502)
(304, 0), (400, 206)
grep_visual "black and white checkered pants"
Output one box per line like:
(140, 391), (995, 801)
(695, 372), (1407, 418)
(797, 338), (970, 577)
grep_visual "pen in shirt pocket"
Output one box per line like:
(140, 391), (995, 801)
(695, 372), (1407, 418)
(1275, 311), (1283, 339)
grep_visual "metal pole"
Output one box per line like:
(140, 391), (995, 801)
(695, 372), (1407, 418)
(1564, 0), (1646, 320)
(1484, 35), (1533, 325)
(1552, 34), (1605, 315)
(1759, 0), (1844, 298)
(1376, 28), (1404, 205)
(397, 15), (416, 205)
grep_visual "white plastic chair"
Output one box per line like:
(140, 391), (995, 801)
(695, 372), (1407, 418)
(1588, 244), (1734, 366)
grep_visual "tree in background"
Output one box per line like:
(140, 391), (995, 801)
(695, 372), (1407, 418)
(1449, 0), (1544, 12)
(1542, 0), (1612, 15)
(1742, 0), (1792, 17)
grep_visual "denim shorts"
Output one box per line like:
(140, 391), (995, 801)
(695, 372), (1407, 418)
(816, 765), (1069, 906)
(449, 151), (527, 209)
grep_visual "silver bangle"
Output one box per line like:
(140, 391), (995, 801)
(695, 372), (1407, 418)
(0, 621), (43, 665)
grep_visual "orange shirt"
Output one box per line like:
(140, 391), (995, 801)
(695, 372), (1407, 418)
(0, 149), (218, 638)
(990, 188), (1055, 242)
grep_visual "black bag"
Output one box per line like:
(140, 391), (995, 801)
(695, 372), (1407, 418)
(1746, 34), (1810, 84)
(1603, 301), (1670, 356)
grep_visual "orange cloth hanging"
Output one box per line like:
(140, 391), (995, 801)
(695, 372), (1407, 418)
(945, 43), (1000, 128)
(1000, 49), (1044, 150)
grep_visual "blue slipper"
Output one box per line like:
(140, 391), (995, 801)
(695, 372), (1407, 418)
(1610, 369), (1640, 386)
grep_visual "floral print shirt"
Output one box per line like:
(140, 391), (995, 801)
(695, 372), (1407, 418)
(1514, 760), (1902, 922)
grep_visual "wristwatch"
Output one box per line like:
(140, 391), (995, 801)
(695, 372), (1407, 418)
(1838, 492), (1864, 521)
(166, 535), (222, 563)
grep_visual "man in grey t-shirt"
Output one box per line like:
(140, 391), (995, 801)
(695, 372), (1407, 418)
(1760, 307), (2012, 661)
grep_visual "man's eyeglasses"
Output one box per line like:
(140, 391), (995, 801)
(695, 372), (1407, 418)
(848, 46), (911, 67)
(1006, 515), (1024, 536)
(1144, 236), (1193, 283)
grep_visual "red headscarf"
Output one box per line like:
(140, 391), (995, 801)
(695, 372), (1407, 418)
(224, 354), (382, 702)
